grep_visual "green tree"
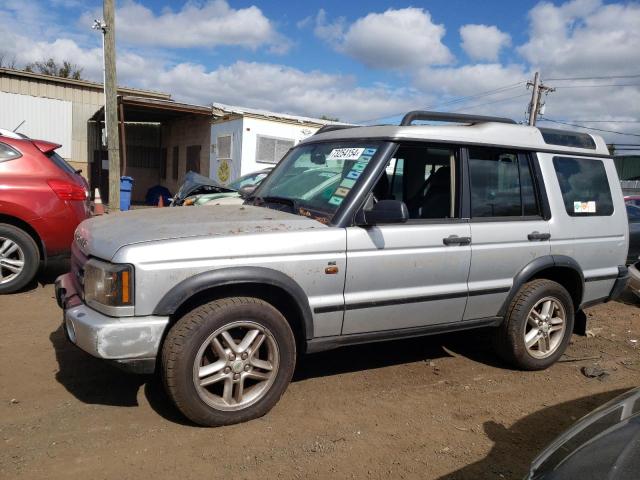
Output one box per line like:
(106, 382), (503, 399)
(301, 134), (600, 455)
(25, 58), (83, 80)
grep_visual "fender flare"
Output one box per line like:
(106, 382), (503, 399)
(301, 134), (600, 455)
(153, 266), (314, 339)
(497, 255), (584, 317)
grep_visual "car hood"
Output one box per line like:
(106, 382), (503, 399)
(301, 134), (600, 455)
(528, 387), (640, 480)
(172, 171), (234, 204)
(75, 204), (326, 260)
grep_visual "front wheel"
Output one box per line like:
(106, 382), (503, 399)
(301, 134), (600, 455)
(161, 297), (296, 426)
(494, 279), (574, 370)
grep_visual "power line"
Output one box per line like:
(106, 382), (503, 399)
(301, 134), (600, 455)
(356, 81), (526, 124)
(545, 74), (640, 81)
(561, 120), (640, 123)
(428, 82), (524, 110)
(540, 118), (640, 137)
(451, 93), (530, 113)
(554, 83), (640, 89)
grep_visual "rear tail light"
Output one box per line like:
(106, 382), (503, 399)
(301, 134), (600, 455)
(47, 179), (87, 201)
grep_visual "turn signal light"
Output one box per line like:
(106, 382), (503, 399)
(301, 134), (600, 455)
(47, 179), (87, 201)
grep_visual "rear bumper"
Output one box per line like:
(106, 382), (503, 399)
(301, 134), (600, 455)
(608, 265), (630, 301)
(55, 272), (169, 373)
(627, 263), (640, 297)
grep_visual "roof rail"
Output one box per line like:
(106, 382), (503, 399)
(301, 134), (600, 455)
(314, 125), (360, 135)
(400, 110), (516, 126)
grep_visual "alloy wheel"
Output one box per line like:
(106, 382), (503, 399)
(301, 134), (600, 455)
(192, 321), (279, 411)
(0, 237), (25, 285)
(524, 296), (566, 359)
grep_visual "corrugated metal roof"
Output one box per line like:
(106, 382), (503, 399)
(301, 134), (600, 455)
(90, 96), (212, 122)
(0, 68), (171, 99)
(211, 102), (351, 127)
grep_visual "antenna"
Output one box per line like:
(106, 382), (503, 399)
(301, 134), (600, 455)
(13, 120), (25, 132)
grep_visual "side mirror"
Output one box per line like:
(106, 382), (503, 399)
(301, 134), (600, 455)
(238, 184), (256, 198)
(356, 199), (409, 225)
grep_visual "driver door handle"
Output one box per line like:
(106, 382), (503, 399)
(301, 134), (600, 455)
(528, 231), (551, 241)
(443, 235), (471, 246)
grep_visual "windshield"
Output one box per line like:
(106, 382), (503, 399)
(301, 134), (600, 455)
(228, 171), (270, 190)
(252, 142), (381, 222)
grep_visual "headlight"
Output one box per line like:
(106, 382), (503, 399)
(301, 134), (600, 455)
(84, 259), (134, 309)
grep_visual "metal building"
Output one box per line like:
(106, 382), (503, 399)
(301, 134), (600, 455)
(0, 67), (170, 181)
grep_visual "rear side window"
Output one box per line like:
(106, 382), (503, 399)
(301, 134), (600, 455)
(553, 156), (613, 216)
(0, 142), (21, 162)
(468, 148), (540, 218)
(48, 151), (79, 176)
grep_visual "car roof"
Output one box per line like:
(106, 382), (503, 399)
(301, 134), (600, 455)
(304, 111), (609, 157)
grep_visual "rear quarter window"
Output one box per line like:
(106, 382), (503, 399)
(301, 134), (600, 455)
(553, 156), (613, 216)
(48, 151), (78, 176)
(0, 142), (21, 163)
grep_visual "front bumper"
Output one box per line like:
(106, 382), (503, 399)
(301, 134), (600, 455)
(55, 273), (169, 373)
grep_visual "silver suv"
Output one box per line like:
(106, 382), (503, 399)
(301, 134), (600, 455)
(55, 111), (629, 426)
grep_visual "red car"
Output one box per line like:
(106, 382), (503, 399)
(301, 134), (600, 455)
(0, 130), (90, 293)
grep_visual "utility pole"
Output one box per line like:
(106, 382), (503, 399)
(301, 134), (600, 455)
(103, 0), (121, 211)
(527, 71), (555, 126)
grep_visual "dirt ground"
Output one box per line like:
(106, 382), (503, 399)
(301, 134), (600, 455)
(1, 263), (639, 480)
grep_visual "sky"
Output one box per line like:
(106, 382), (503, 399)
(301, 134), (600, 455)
(0, 0), (639, 147)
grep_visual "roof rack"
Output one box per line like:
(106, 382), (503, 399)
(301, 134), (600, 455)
(314, 125), (360, 135)
(400, 111), (516, 126)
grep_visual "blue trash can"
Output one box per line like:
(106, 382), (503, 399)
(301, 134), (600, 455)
(120, 176), (134, 211)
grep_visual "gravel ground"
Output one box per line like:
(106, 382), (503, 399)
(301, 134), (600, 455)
(1, 263), (639, 480)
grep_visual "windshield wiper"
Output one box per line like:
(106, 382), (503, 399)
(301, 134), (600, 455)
(251, 195), (298, 212)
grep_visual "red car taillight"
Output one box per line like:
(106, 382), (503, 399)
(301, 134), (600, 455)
(47, 179), (87, 201)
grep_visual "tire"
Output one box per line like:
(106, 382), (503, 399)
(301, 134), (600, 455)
(494, 279), (574, 370)
(0, 224), (40, 294)
(161, 297), (296, 426)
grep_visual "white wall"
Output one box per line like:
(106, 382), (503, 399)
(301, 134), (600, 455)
(0, 91), (72, 158)
(210, 118), (243, 184)
(240, 117), (319, 176)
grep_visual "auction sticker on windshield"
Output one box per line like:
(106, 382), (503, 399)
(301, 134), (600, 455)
(326, 146), (378, 207)
(328, 148), (365, 160)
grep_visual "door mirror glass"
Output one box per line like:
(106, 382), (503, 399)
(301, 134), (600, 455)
(357, 199), (409, 225)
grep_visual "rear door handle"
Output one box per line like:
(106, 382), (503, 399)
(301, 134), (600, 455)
(443, 235), (471, 246)
(528, 232), (551, 241)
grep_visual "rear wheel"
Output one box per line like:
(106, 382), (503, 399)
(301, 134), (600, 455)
(0, 224), (40, 294)
(494, 279), (574, 370)
(161, 297), (296, 426)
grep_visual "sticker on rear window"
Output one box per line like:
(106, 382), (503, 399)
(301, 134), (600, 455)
(574, 201), (596, 213)
(328, 148), (365, 160)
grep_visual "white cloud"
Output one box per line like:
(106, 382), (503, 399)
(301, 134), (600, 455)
(0, 24), (426, 122)
(149, 61), (427, 123)
(415, 63), (529, 96)
(460, 24), (511, 62)
(313, 9), (347, 48)
(102, 0), (290, 53)
(518, 0), (640, 77)
(314, 8), (453, 70)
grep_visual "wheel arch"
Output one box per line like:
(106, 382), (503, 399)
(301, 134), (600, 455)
(0, 214), (45, 263)
(499, 255), (584, 317)
(153, 267), (315, 348)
